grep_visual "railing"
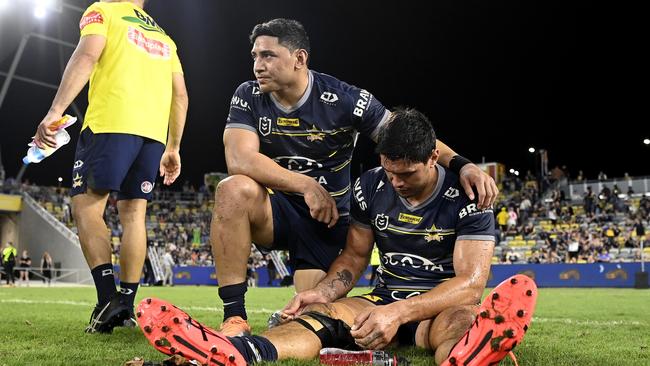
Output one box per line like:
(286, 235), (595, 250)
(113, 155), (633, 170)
(0, 266), (92, 284)
(22, 192), (80, 246)
(567, 176), (650, 200)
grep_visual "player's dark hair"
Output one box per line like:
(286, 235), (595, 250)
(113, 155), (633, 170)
(376, 107), (437, 164)
(250, 18), (311, 54)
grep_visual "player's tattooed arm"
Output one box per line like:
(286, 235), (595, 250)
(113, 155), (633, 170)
(318, 270), (354, 300)
(330, 270), (353, 289)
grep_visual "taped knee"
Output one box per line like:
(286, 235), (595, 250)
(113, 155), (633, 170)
(293, 311), (360, 350)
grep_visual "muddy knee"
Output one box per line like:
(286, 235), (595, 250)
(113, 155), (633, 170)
(429, 306), (477, 349)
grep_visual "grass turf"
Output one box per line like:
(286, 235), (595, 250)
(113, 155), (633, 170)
(0, 286), (648, 365)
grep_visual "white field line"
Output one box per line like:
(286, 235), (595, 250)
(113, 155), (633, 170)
(2, 299), (646, 327)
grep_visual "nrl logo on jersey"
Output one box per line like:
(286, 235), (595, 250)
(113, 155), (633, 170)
(444, 187), (460, 200)
(259, 116), (272, 136)
(320, 92), (339, 104)
(374, 213), (389, 231)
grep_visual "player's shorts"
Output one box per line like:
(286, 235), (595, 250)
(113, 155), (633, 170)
(355, 286), (429, 346)
(70, 128), (164, 201)
(266, 190), (350, 272)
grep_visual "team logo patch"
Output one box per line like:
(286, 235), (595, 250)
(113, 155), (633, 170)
(141, 181), (154, 194)
(80, 11), (103, 30)
(307, 134), (324, 142)
(374, 213), (389, 231)
(444, 187), (460, 199)
(252, 86), (261, 95)
(259, 116), (272, 136)
(73, 160), (84, 170)
(72, 173), (83, 188)
(320, 92), (339, 103)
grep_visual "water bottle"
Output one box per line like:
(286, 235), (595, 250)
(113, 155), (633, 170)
(319, 348), (409, 366)
(23, 115), (77, 165)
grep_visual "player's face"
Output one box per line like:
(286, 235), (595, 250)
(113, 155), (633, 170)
(251, 36), (300, 93)
(381, 156), (434, 199)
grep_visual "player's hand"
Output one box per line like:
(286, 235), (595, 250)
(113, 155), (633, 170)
(159, 149), (181, 185)
(459, 163), (498, 209)
(281, 289), (330, 320)
(34, 112), (62, 149)
(350, 305), (401, 350)
(302, 178), (339, 228)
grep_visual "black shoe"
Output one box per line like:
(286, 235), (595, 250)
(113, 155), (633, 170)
(85, 294), (132, 334)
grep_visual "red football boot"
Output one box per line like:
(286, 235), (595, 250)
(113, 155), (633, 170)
(136, 297), (247, 366)
(441, 274), (538, 366)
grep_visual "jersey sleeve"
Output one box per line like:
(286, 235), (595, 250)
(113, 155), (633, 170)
(79, 3), (109, 37)
(350, 174), (374, 228)
(455, 194), (496, 242)
(225, 82), (256, 133)
(348, 86), (390, 142)
(171, 43), (183, 74)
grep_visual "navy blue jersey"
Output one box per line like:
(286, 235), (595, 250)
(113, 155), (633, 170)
(226, 71), (389, 213)
(351, 166), (495, 298)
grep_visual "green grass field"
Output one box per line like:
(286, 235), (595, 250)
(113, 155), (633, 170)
(0, 286), (648, 366)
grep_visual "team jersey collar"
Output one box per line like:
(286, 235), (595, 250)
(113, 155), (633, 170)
(398, 164), (446, 211)
(269, 70), (314, 114)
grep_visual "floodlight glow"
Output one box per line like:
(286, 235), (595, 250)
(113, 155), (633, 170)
(35, 0), (55, 8)
(34, 6), (47, 18)
(528, 147), (535, 153)
(644, 138), (650, 145)
(509, 168), (515, 174)
(514, 170), (520, 176)
(0, 0), (8, 11)
(57, 177), (63, 183)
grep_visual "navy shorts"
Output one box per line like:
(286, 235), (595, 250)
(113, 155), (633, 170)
(71, 128), (164, 200)
(267, 190), (349, 271)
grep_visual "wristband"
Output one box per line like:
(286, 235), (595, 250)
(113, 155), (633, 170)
(449, 155), (472, 175)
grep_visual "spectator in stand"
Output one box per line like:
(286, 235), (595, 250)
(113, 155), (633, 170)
(507, 207), (518, 229)
(41, 252), (53, 286)
(527, 250), (541, 264)
(548, 204), (558, 225)
(497, 207), (509, 232)
(583, 186), (595, 217)
(597, 248), (611, 263)
(634, 219), (645, 246)
(519, 194), (532, 223)
(2, 242), (17, 286)
(246, 257), (256, 288)
(567, 234), (580, 263)
(18, 250), (31, 286)
(162, 247), (175, 286)
(506, 249), (520, 264)
(598, 171), (608, 181)
(265, 254), (277, 286)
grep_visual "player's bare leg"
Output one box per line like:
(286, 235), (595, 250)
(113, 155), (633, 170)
(210, 174), (274, 335)
(263, 297), (374, 359)
(293, 269), (327, 292)
(412, 305), (478, 365)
